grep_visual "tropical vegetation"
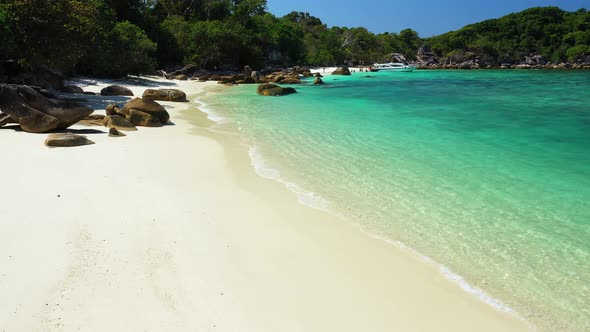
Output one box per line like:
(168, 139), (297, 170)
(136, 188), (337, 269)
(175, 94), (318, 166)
(0, 1), (587, 76)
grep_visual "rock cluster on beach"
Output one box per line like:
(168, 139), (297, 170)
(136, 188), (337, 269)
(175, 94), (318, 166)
(142, 89), (187, 102)
(0, 80), (184, 148)
(159, 64), (315, 86)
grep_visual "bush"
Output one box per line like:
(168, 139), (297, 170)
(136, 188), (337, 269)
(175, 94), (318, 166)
(108, 21), (157, 76)
(566, 45), (590, 62)
(0, 4), (14, 60)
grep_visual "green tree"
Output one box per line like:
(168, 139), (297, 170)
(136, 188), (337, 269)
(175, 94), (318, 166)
(0, 4), (15, 61)
(107, 21), (157, 76)
(566, 45), (589, 61)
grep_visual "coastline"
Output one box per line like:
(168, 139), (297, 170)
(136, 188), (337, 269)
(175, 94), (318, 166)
(0, 77), (531, 331)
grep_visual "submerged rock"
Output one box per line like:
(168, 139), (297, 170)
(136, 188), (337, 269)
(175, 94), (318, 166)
(44, 133), (94, 148)
(256, 83), (297, 97)
(61, 85), (84, 94)
(101, 85), (134, 96)
(280, 76), (301, 84)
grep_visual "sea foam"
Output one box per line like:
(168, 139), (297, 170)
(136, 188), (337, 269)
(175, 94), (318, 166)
(248, 146), (330, 212)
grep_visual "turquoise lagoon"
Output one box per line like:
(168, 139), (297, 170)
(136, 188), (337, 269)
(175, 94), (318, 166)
(199, 70), (590, 331)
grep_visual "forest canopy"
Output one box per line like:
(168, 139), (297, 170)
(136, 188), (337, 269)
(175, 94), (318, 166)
(0, 1), (587, 76)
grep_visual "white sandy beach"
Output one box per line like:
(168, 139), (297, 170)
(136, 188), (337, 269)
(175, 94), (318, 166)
(0, 77), (531, 331)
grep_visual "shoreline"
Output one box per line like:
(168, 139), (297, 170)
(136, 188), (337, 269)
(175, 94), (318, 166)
(192, 83), (540, 320)
(187, 83), (534, 328)
(1, 77), (531, 331)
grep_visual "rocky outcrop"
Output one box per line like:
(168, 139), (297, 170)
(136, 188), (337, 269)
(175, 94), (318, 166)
(244, 65), (253, 77)
(524, 54), (547, 66)
(256, 84), (297, 97)
(313, 77), (324, 85)
(236, 77), (256, 84)
(175, 74), (188, 80)
(44, 133), (94, 148)
(6, 65), (65, 90)
(103, 115), (138, 131)
(0, 84), (93, 133)
(122, 98), (170, 127)
(61, 85), (84, 94)
(101, 85), (134, 96)
(332, 66), (351, 75)
(249, 71), (263, 83)
(389, 53), (408, 63)
(142, 89), (187, 102)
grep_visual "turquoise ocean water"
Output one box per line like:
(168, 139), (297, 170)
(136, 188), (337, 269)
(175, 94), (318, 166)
(199, 70), (589, 331)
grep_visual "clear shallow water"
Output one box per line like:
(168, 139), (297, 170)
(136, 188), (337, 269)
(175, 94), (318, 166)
(201, 70), (590, 331)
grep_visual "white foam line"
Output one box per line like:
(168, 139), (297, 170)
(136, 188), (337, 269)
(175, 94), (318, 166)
(193, 97), (225, 123)
(249, 143), (531, 327)
(248, 146), (330, 212)
(366, 232), (535, 329)
(213, 101), (533, 330)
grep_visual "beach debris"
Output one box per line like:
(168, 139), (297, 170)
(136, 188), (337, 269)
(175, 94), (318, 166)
(313, 77), (324, 85)
(100, 85), (134, 96)
(103, 115), (137, 131)
(142, 89), (187, 102)
(108, 128), (126, 137)
(256, 83), (297, 97)
(44, 133), (95, 148)
(332, 66), (351, 75)
(0, 84), (93, 133)
(122, 98), (170, 127)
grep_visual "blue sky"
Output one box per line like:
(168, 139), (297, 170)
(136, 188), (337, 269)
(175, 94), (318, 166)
(267, 0), (589, 37)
